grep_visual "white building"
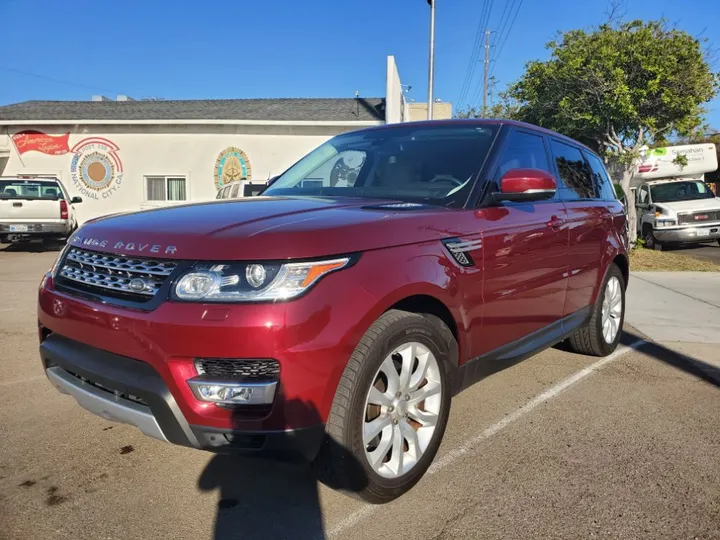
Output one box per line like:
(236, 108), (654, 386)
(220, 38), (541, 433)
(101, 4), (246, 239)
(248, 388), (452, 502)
(0, 57), (425, 224)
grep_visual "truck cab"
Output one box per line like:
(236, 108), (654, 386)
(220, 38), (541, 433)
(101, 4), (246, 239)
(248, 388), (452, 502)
(636, 178), (720, 249)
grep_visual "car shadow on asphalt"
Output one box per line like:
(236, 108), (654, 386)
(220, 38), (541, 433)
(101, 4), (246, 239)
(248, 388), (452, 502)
(0, 241), (65, 253)
(620, 331), (720, 388)
(198, 398), (367, 540)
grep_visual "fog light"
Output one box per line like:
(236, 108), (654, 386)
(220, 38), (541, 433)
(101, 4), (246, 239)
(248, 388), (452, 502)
(198, 384), (253, 403)
(187, 378), (277, 405)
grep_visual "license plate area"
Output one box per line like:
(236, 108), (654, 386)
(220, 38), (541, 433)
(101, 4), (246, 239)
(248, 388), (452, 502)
(9, 225), (29, 232)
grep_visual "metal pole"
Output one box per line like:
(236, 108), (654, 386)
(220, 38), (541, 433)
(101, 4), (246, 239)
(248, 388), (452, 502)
(482, 30), (490, 117)
(427, 0), (435, 120)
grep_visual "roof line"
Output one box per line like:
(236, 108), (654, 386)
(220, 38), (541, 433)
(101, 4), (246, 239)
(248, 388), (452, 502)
(0, 119), (384, 127)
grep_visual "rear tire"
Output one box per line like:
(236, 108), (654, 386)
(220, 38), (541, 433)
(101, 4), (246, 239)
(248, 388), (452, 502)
(565, 263), (625, 357)
(314, 310), (453, 504)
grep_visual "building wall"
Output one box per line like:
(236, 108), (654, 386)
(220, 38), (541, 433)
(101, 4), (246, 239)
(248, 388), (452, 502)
(408, 102), (453, 121)
(0, 123), (361, 224)
(385, 56), (409, 124)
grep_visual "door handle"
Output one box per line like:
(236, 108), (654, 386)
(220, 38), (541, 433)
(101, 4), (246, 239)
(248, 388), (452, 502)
(13, 202), (22, 207)
(547, 215), (564, 230)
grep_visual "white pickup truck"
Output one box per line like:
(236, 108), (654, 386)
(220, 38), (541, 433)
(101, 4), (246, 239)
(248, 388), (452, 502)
(0, 177), (82, 244)
(636, 178), (720, 250)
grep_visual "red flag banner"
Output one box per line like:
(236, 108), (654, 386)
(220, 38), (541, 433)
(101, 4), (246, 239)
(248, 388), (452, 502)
(11, 130), (71, 156)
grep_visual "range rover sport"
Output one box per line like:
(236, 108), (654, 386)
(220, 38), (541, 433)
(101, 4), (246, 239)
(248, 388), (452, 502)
(38, 119), (629, 503)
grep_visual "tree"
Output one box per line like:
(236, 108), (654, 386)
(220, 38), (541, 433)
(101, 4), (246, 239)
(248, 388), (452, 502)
(506, 19), (719, 242)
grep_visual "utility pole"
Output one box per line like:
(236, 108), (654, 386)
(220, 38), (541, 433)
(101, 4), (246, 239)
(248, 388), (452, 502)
(427, 0), (436, 120)
(482, 29), (490, 117)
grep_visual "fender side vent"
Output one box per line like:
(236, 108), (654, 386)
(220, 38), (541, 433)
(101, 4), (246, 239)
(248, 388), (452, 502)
(443, 238), (481, 267)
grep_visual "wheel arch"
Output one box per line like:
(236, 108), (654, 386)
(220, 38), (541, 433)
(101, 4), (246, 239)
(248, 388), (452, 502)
(613, 253), (629, 289)
(386, 294), (461, 367)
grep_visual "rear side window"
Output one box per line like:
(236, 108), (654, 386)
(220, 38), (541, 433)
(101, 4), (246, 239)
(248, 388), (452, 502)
(550, 140), (596, 200)
(584, 152), (617, 201)
(230, 183), (240, 198)
(496, 131), (551, 177)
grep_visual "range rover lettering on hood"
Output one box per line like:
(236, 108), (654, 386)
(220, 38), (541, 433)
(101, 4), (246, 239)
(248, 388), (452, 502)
(72, 235), (177, 255)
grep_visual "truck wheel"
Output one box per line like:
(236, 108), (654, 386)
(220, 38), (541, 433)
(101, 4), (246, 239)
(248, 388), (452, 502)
(314, 310), (453, 503)
(642, 225), (662, 250)
(566, 263), (625, 357)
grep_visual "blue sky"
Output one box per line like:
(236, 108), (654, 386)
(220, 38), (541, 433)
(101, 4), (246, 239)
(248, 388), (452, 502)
(2, 0), (719, 128)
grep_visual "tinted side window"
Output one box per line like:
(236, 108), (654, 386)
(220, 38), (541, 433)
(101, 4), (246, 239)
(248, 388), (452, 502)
(496, 131), (550, 177)
(584, 152), (616, 201)
(550, 140), (596, 200)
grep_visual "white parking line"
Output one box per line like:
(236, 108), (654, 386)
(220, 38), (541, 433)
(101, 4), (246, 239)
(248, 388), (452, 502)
(328, 340), (646, 538)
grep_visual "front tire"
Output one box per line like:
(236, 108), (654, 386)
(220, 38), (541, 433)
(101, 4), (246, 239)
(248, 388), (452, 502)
(314, 310), (453, 503)
(642, 225), (663, 251)
(566, 263), (626, 357)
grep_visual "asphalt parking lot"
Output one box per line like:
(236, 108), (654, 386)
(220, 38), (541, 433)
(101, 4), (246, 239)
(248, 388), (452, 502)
(0, 244), (718, 540)
(677, 242), (720, 265)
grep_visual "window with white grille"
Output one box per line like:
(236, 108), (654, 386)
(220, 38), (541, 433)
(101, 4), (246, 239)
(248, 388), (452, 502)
(145, 176), (187, 201)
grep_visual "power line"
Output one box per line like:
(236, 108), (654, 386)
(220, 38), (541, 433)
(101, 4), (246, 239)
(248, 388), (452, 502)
(469, 0), (497, 108)
(493, 0), (512, 45)
(456, 2), (489, 107)
(465, 0), (493, 109)
(490, 0), (515, 66)
(0, 65), (120, 95)
(457, 0), (493, 108)
(491, 0), (524, 76)
(470, 30), (493, 107)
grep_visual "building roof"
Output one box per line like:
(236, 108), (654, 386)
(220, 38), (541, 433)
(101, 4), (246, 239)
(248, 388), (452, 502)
(0, 97), (386, 124)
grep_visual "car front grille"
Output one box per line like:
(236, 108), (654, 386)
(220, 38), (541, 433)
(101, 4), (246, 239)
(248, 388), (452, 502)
(678, 211), (720, 225)
(57, 247), (178, 301)
(195, 358), (280, 382)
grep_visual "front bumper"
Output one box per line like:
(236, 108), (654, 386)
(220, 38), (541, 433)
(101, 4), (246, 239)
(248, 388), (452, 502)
(40, 333), (325, 459)
(38, 265), (380, 455)
(654, 223), (720, 244)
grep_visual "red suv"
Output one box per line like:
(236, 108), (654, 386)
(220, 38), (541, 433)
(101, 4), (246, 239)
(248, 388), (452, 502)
(38, 120), (628, 502)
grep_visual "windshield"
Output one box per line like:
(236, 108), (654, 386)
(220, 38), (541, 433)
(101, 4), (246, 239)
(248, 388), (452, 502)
(264, 124), (499, 208)
(650, 180), (716, 203)
(0, 179), (64, 200)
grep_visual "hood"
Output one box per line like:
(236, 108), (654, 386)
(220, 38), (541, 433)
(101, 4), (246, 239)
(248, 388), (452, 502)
(70, 197), (463, 260)
(655, 197), (720, 214)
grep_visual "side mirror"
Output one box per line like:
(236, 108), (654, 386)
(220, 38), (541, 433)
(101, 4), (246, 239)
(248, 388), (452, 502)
(493, 168), (557, 203)
(71, 196), (83, 204)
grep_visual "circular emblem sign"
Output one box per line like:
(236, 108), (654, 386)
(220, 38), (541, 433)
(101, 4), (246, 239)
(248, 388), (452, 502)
(214, 146), (252, 190)
(70, 138), (123, 200)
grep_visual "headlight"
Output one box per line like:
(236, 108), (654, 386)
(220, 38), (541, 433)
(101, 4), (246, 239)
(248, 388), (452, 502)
(655, 219), (677, 228)
(172, 257), (351, 302)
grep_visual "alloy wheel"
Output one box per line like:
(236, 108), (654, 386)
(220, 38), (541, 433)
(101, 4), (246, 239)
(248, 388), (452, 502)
(601, 276), (622, 343)
(362, 342), (442, 479)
